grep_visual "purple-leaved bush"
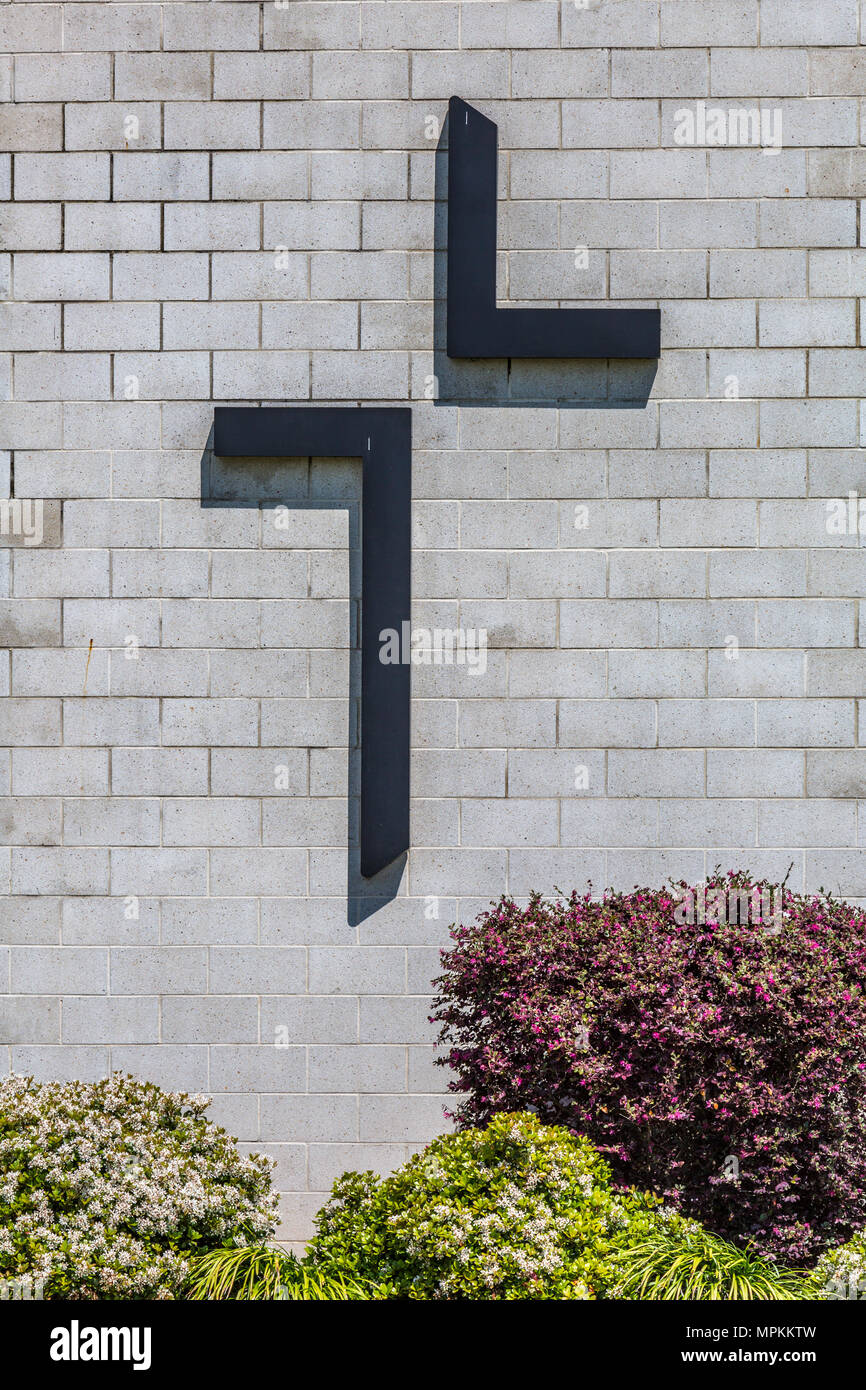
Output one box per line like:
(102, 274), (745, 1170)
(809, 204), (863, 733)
(431, 874), (866, 1265)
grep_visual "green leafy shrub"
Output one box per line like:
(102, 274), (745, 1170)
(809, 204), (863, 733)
(307, 1111), (675, 1300)
(616, 1224), (814, 1301)
(187, 1244), (368, 1300)
(0, 1073), (278, 1300)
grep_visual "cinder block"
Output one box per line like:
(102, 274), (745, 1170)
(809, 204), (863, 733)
(64, 204), (161, 252)
(64, 798), (160, 848)
(758, 700), (854, 748)
(411, 51), (509, 100)
(760, 199), (856, 248)
(111, 748), (208, 797)
(711, 250), (806, 298)
(512, 50), (607, 98)
(14, 154), (109, 201)
(613, 49), (708, 97)
(62, 698), (159, 747)
(312, 350), (408, 400)
(761, 399), (858, 448)
(161, 599), (259, 648)
(9, 450), (105, 501)
(210, 252), (307, 301)
(809, 349), (866, 397)
(707, 749), (803, 797)
(113, 253), (209, 301)
(62, 896), (159, 947)
(760, 298), (855, 345)
(660, 200), (757, 249)
(164, 3), (260, 50)
(63, 302), (160, 351)
(0, 699), (60, 746)
(111, 848), (207, 897)
(661, 0), (757, 44)
(611, 649), (705, 699)
(11, 947), (107, 995)
(0, 104), (62, 151)
(13, 647), (108, 698)
(162, 898), (259, 947)
(611, 250), (707, 299)
(113, 154), (209, 202)
(111, 550), (209, 599)
(61, 997), (158, 1045)
(658, 699), (754, 748)
(610, 551), (706, 599)
(0, 204), (61, 249)
(63, 3), (160, 51)
(163, 699), (258, 748)
(0, 997), (59, 1044)
(761, 0), (857, 45)
(12, 748), (107, 797)
(313, 51), (407, 100)
(410, 847), (508, 896)
(110, 948), (208, 996)
(309, 1044), (406, 1092)
(164, 103), (261, 152)
(14, 53), (108, 99)
(510, 150), (606, 200)
(708, 349), (805, 399)
(11, 847), (108, 896)
(663, 300), (756, 348)
(115, 52), (211, 101)
(507, 847), (605, 896)
(113, 352), (210, 401)
(212, 153), (307, 201)
(709, 151), (806, 199)
(265, 202), (359, 253)
(264, 101), (360, 150)
(264, 2), (360, 51)
(813, 150), (866, 200)
(660, 401), (757, 449)
(214, 52), (309, 100)
(0, 797), (61, 847)
(563, 0), (658, 46)
(811, 49), (866, 94)
(164, 204), (260, 252)
(711, 47), (808, 95)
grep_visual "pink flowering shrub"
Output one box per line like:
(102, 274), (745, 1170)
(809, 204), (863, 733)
(431, 875), (866, 1265)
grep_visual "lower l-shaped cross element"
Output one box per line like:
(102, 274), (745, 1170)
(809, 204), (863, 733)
(212, 406), (411, 879)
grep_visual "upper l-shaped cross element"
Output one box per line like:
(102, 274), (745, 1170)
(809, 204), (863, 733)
(447, 96), (661, 360)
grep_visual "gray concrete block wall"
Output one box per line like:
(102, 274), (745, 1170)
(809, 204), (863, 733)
(3, 0), (866, 1239)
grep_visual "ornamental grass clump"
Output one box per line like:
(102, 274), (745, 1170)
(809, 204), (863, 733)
(432, 874), (866, 1265)
(0, 1073), (278, 1299)
(187, 1244), (369, 1301)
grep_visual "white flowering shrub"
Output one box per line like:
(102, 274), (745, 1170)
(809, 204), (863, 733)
(0, 1074), (278, 1299)
(307, 1112), (668, 1299)
(815, 1232), (866, 1300)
